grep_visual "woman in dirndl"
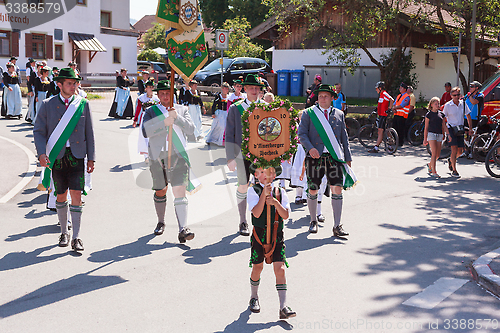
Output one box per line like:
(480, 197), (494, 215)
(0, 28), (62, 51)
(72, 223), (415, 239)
(1, 62), (22, 119)
(184, 80), (205, 141)
(109, 68), (135, 119)
(227, 79), (246, 109)
(32, 66), (52, 125)
(205, 82), (230, 146)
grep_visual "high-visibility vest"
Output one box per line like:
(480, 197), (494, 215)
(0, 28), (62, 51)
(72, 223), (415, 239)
(394, 93), (410, 118)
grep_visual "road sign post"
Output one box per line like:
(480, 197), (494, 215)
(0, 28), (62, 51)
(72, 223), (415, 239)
(215, 30), (229, 87)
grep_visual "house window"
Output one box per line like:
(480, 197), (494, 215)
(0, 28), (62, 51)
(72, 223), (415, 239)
(77, 0), (86, 5)
(32, 34), (45, 58)
(101, 11), (111, 28)
(113, 48), (120, 63)
(55, 44), (63, 60)
(425, 52), (435, 69)
(54, 28), (63, 41)
(0, 31), (10, 56)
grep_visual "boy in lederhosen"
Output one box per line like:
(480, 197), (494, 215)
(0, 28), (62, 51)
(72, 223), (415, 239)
(247, 165), (296, 320)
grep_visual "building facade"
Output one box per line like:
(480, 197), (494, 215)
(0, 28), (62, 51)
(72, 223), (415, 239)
(0, 0), (138, 77)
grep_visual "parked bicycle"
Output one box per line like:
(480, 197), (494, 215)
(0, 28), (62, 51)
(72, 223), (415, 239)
(471, 117), (500, 162)
(407, 118), (425, 146)
(343, 107), (361, 140)
(485, 140), (500, 178)
(358, 108), (399, 154)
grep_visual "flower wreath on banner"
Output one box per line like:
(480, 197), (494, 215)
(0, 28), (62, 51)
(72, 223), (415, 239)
(241, 98), (299, 168)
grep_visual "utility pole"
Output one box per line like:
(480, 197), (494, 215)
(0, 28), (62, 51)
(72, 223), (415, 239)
(470, 0), (477, 84)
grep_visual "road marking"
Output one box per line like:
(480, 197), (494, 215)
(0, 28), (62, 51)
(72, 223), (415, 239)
(402, 277), (468, 309)
(0, 135), (37, 204)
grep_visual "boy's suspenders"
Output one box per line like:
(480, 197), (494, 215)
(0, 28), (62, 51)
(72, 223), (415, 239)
(252, 187), (281, 264)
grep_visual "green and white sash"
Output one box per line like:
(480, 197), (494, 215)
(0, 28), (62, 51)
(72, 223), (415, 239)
(42, 95), (86, 189)
(151, 104), (201, 193)
(307, 106), (358, 189)
(234, 99), (247, 116)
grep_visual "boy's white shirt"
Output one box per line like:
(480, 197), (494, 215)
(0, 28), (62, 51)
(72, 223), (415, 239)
(247, 184), (290, 213)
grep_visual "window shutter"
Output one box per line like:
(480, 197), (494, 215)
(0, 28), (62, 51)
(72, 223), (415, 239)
(45, 35), (53, 59)
(25, 33), (32, 57)
(11, 31), (19, 57)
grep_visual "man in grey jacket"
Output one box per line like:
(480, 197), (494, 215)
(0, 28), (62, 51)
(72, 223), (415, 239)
(298, 84), (352, 237)
(34, 68), (95, 251)
(142, 80), (196, 243)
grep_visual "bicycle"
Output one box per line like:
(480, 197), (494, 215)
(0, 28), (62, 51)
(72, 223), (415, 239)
(485, 141), (500, 178)
(407, 118), (425, 146)
(425, 132), (451, 159)
(342, 106), (361, 140)
(470, 117), (500, 162)
(358, 108), (399, 154)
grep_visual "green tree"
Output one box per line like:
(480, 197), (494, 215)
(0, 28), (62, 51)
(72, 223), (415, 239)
(381, 49), (418, 96)
(223, 16), (264, 58)
(200, 0), (269, 29)
(142, 23), (167, 50)
(138, 49), (165, 62)
(264, 0), (432, 90)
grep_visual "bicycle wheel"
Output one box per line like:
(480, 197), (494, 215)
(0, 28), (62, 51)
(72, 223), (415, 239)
(471, 133), (491, 162)
(358, 125), (377, 148)
(345, 117), (360, 140)
(383, 128), (399, 154)
(408, 121), (424, 146)
(485, 142), (500, 178)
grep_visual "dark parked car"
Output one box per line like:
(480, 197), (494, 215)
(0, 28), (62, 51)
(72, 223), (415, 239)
(137, 61), (169, 81)
(193, 57), (272, 86)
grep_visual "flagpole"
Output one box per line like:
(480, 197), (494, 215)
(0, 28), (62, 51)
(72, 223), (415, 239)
(168, 69), (175, 170)
(266, 168), (271, 245)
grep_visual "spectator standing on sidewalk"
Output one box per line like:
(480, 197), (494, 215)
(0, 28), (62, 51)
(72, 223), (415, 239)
(442, 86), (472, 178)
(392, 82), (410, 147)
(405, 85), (416, 142)
(440, 82), (452, 106)
(332, 83), (346, 113)
(305, 74), (321, 108)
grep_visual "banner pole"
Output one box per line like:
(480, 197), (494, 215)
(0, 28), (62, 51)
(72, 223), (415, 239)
(168, 69), (175, 170)
(266, 168), (271, 245)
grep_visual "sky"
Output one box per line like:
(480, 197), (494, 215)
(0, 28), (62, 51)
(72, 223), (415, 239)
(129, 0), (158, 22)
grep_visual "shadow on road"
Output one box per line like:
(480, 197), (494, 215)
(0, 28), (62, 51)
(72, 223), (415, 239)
(216, 308), (293, 332)
(0, 244), (67, 272)
(5, 224), (59, 242)
(17, 193), (46, 208)
(355, 176), (500, 319)
(285, 229), (345, 259)
(0, 263), (127, 319)
(182, 233), (247, 265)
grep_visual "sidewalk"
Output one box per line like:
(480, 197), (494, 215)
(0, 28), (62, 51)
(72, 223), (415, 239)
(471, 241), (500, 297)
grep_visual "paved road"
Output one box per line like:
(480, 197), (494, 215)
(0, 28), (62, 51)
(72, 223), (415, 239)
(0, 94), (499, 332)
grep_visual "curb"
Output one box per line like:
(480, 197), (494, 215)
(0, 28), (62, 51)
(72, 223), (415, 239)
(471, 246), (500, 297)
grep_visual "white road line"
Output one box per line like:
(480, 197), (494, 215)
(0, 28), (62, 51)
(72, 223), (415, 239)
(0, 135), (37, 204)
(402, 277), (468, 309)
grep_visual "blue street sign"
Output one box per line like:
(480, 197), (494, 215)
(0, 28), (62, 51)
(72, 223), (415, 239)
(436, 46), (459, 53)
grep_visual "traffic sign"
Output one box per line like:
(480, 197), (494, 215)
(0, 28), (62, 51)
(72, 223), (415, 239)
(489, 47), (500, 57)
(436, 46), (459, 53)
(215, 30), (229, 50)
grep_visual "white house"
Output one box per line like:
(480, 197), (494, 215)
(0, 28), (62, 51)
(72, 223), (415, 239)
(0, 0), (138, 78)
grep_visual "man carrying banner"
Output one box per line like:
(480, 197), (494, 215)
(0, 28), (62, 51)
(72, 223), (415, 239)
(226, 74), (266, 236)
(34, 68), (95, 251)
(142, 80), (198, 243)
(298, 84), (356, 236)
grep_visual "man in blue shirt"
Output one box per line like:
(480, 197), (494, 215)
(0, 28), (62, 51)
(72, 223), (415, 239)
(464, 81), (484, 128)
(332, 83), (346, 113)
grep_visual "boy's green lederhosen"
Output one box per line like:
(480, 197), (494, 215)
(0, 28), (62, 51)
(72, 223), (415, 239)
(249, 184), (288, 267)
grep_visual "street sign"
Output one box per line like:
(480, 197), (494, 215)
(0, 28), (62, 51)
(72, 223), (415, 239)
(489, 47), (500, 57)
(215, 30), (229, 50)
(436, 46), (459, 53)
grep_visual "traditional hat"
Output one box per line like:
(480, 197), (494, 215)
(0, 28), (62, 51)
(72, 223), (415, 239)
(41, 66), (51, 72)
(313, 84), (338, 98)
(54, 68), (82, 81)
(144, 80), (155, 87)
(188, 80), (198, 85)
(68, 61), (77, 67)
(249, 163), (282, 177)
(28, 57), (35, 63)
(233, 79), (242, 85)
(153, 79), (176, 92)
(52, 66), (59, 71)
(142, 70), (150, 74)
(315, 74), (322, 82)
(5, 62), (14, 68)
(10, 56), (17, 61)
(242, 74), (264, 87)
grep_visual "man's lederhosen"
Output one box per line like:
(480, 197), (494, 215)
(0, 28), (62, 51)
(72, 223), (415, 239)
(149, 151), (189, 190)
(52, 147), (85, 195)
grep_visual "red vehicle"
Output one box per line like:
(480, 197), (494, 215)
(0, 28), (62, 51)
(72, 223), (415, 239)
(479, 71), (500, 121)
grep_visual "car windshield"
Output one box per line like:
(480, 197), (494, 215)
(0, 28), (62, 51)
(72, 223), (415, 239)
(202, 58), (232, 72)
(154, 63), (168, 73)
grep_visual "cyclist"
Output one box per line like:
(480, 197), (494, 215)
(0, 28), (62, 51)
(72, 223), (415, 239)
(462, 81), (484, 158)
(369, 81), (394, 153)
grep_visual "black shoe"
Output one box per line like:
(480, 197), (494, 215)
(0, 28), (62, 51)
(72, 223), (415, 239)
(178, 227), (195, 243)
(317, 214), (325, 223)
(309, 221), (318, 233)
(451, 171), (461, 178)
(447, 158), (453, 171)
(71, 238), (84, 251)
(294, 196), (302, 205)
(58, 233), (70, 247)
(249, 298), (260, 313)
(279, 306), (296, 319)
(301, 198), (307, 204)
(239, 222), (250, 236)
(333, 225), (349, 237)
(154, 222), (165, 235)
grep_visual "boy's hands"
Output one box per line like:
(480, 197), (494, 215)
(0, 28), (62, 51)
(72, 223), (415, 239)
(262, 183), (271, 197)
(265, 195), (278, 206)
